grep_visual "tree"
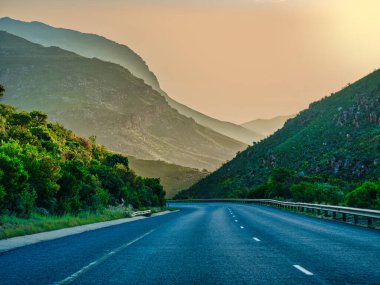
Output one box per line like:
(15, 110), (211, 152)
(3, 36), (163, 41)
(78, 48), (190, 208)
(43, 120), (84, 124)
(265, 168), (298, 198)
(345, 181), (380, 210)
(30, 111), (48, 124)
(0, 103), (166, 217)
(104, 153), (129, 169)
(144, 178), (166, 207)
(0, 85), (4, 97)
(0, 143), (35, 217)
(290, 182), (343, 204)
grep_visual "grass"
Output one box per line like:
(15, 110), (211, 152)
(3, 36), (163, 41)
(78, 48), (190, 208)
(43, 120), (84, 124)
(0, 206), (169, 240)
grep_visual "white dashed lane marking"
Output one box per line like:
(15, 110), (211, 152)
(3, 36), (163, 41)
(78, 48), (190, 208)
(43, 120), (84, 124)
(253, 237), (260, 242)
(53, 230), (155, 284)
(293, 265), (314, 276)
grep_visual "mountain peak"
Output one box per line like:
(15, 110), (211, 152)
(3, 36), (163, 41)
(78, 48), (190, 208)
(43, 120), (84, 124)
(0, 31), (246, 171)
(0, 17), (264, 144)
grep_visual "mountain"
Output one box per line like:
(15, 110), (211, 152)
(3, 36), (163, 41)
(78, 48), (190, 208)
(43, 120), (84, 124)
(0, 31), (246, 170)
(241, 115), (295, 138)
(0, 17), (261, 144)
(128, 156), (209, 198)
(179, 70), (380, 198)
(0, 17), (161, 94)
(161, 97), (261, 144)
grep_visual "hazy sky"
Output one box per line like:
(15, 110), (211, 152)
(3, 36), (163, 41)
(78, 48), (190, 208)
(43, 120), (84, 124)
(1, 0), (379, 123)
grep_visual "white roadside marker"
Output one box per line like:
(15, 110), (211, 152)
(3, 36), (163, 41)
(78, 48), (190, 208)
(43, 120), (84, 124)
(293, 265), (314, 276)
(253, 237), (260, 242)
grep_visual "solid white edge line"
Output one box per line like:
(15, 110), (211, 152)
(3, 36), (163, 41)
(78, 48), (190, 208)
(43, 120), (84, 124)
(253, 237), (260, 242)
(293, 265), (314, 276)
(53, 230), (155, 284)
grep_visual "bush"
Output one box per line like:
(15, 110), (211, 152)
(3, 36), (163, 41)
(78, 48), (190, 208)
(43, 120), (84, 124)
(345, 181), (380, 210)
(0, 103), (166, 217)
(290, 182), (343, 204)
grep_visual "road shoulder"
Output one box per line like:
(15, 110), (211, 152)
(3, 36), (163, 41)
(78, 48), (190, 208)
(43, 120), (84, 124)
(0, 210), (176, 253)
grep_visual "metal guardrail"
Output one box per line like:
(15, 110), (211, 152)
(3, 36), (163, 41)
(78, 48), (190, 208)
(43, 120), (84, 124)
(130, 210), (152, 217)
(168, 199), (380, 226)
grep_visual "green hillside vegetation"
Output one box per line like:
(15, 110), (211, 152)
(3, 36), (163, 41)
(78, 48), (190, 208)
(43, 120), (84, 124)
(0, 17), (262, 144)
(128, 156), (209, 198)
(0, 31), (246, 171)
(0, 99), (165, 218)
(179, 70), (380, 209)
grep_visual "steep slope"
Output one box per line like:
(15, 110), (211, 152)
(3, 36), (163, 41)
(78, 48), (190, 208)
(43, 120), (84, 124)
(0, 17), (161, 93)
(0, 31), (246, 170)
(180, 70), (380, 198)
(163, 97), (262, 144)
(0, 17), (261, 144)
(128, 156), (209, 198)
(241, 115), (295, 138)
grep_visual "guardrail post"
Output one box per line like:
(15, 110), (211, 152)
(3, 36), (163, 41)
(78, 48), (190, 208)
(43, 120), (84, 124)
(354, 215), (358, 224)
(317, 209), (321, 216)
(332, 212), (337, 220)
(368, 217), (373, 226)
(342, 213), (346, 222)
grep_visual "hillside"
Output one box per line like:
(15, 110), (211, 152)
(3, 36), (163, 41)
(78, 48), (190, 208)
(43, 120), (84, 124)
(161, 97), (262, 144)
(241, 115), (295, 138)
(180, 70), (380, 199)
(0, 17), (261, 144)
(0, 17), (161, 93)
(0, 101), (165, 217)
(128, 157), (209, 198)
(0, 31), (246, 170)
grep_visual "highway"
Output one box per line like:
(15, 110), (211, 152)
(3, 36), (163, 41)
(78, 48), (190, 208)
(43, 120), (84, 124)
(0, 203), (379, 284)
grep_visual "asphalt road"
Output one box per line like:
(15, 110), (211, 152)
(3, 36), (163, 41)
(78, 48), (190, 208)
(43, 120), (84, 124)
(0, 203), (379, 284)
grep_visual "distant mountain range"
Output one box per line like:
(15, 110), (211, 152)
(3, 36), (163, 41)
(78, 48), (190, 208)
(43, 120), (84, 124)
(0, 17), (262, 144)
(241, 115), (295, 138)
(0, 31), (246, 170)
(180, 70), (380, 198)
(0, 17), (295, 197)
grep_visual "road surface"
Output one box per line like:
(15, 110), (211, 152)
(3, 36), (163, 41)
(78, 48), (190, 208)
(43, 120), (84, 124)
(0, 203), (379, 284)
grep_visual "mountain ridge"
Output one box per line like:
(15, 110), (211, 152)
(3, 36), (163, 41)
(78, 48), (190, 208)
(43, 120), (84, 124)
(128, 156), (209, 198)
(0, 17), (261, 144)
(0, 31), (246, 171)
(241, 114), (296, 137)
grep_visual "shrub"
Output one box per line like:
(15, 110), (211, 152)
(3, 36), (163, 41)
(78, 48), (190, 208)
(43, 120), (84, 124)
(290, 182), (343, 204)
(0, 103), (166, 217)
(345, 181), (380, 210)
